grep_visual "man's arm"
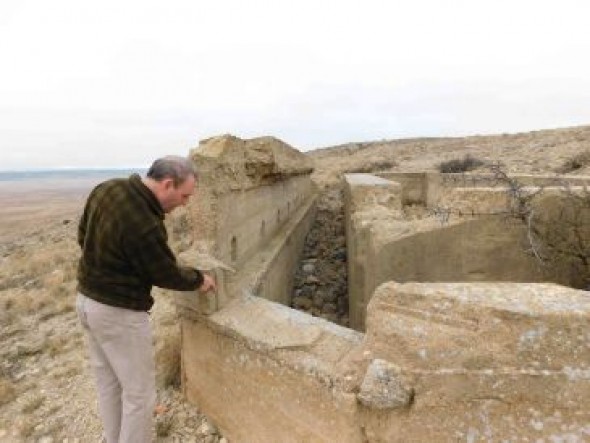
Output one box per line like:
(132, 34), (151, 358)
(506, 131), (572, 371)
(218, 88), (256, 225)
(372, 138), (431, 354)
(123, 224), (207, 291)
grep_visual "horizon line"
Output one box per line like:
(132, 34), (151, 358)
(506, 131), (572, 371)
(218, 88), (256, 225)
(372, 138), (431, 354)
(0, 166), (149, 173)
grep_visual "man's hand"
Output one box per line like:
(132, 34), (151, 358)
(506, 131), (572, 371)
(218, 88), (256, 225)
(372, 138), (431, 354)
(199, 273), (217, 293)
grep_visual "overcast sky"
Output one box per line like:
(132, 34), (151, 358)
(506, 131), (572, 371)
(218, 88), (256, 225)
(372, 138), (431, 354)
(1, 0), (589, 169)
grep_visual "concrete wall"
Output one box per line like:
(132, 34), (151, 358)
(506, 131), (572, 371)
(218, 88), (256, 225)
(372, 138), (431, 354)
(180, 295), (364, 443)
(177, 161), (590, 441)
(375, 217), (544, 284)
(247, 192), (316, 305)
(343, 174), (402, 330)
(376, 172), (427, 205)
(178, 135), (316, 311)
(178, 282), (590, 442)
(344, 172), (590, 330)
(213, 176), (313, 270)
(355, 281), (590, 442)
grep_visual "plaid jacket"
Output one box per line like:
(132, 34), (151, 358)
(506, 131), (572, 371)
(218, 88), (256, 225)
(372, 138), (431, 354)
(77, 174), (203, 311)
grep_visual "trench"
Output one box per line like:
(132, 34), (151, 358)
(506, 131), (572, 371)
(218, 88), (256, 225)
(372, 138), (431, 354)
(288, 173), (590, 331)
(290, 186), (349, 327)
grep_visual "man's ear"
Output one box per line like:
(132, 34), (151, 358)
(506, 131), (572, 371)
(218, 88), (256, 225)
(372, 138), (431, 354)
(162, 178), (175, 190)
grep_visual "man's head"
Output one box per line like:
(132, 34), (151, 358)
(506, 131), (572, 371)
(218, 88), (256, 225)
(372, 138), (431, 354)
(143, 156), (197, 213)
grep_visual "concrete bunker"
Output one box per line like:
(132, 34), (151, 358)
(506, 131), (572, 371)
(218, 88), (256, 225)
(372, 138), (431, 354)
(345, 171), (590, 330)
(175, 136), (590, 442)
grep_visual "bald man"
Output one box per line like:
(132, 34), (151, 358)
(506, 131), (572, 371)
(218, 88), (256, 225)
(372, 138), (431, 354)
(76, 156), (215, 443)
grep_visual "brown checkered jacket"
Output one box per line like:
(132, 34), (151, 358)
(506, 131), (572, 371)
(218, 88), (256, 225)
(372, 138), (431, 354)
(77, 174), (203, 311)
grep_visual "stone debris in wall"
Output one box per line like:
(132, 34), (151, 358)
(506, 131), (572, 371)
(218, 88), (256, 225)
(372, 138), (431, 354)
(357, 359), (414, 409)
(291, 186), (349, 327)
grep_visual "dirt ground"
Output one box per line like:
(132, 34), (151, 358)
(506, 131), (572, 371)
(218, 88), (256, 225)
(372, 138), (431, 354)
(0, 178), (224, 442)
(1, 124), (589, 441)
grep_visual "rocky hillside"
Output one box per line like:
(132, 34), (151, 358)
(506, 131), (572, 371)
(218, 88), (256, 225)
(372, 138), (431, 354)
(308, 125), (590, 187)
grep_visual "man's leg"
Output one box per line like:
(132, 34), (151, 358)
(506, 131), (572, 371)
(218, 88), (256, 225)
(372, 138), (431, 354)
(105, 310), (156, 443)
(77, 294), (156, 443)
(77, 294), (123, 443)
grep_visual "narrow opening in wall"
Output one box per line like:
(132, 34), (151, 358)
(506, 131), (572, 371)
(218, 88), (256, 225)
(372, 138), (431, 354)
(231, 236), (237, 262)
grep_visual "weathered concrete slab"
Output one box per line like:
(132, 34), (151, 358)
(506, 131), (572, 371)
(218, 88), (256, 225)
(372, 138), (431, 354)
(343, 173), (402, 214)
(365, 282), (590, 370)
(347, 281), (590, 442)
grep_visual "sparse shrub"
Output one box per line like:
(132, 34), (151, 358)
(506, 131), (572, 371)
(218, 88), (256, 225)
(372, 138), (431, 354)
(439, 154), (485, 173)
(16, 340), (44, 358)
(19, 380), (38, 393)
(156, 413), (175, 437)
(52, 365), (80, 380)
(369, 160), (397, 171)
(0, 377), (16, 406)
(48, 282), (69, 299)
(343, 159), (397, 174)
(487, 164), (590, 289)
(38, 297), (74, 322)
(16, 417), (36, 438)
(21, 394), (45, 413)
(555, 150), (590, 173)
(61, 257), (79, 281)
(47, 335), (69, 357)
(529, 189), (590, 289)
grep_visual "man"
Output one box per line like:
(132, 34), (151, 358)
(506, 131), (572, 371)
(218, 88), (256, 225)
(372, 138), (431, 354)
(76, 156), (216, 443)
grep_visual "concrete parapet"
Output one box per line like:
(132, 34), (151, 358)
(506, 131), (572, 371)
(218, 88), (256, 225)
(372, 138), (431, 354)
(366, 282), (590, 371)
(435, 184), (590, 216)
(180, 294), (365, 442)
(439, 172), (590, 188)
(179, 135), (316, 312)
(343, 173), (402, 213)
(343, 174), (403, 330)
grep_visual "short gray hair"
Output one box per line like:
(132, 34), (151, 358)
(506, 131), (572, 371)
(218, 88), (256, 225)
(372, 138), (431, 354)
(146, 156), (197, 186)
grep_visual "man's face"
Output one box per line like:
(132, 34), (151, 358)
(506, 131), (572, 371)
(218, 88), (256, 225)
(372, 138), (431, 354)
(160, 175), (196, 213)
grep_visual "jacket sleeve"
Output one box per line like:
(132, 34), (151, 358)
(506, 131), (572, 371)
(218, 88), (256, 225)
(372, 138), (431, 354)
(122, 223), (204, 291)
(78, 207), (87, 249)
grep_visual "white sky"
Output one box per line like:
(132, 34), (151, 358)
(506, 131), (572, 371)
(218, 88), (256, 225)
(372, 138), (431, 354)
(1, 0), (589, 169)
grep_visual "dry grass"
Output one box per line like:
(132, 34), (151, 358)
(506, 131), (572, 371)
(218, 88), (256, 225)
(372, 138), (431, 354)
(156, 331), (182, 388)
(21, 394), (45, 413)
(3, 289), (52, 317)
(0, 239), (78, 289)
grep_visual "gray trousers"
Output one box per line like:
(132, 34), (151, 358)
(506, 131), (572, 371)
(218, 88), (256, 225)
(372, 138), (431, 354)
(76, 293), (156, 443)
